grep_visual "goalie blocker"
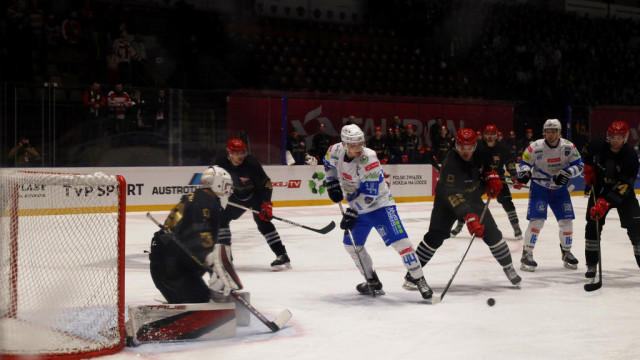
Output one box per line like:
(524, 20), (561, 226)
(126, 292), (252, 346)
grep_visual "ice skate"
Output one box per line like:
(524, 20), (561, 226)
(270, 254), (292, 271)
(450, 221), (464, 237)
(585, 264), (597, 279)
(520, 250), (537, 272)
(560, 246), (578, 270)
(513, 225), (523, 240)
(402, 272), (433, 300)
(503, 265), (522, 286)
(356, 271), (385, 295)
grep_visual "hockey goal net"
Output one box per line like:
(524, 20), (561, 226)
(0, 170), (126, 359)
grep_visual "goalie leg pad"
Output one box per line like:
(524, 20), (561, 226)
(207, 244), (242, 296)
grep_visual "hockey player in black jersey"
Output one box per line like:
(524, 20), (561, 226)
(215, 138), (291, 270)
(583, 121), (640, 279)
(409, 128), (522, 289)
(149, 166), (241, 303)
(451, 125), (522, 239)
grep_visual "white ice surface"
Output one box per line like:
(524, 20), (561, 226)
(105, 196), (640, 360)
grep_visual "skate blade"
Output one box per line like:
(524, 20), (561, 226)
(271, 263), (293, 271)
(359, 289), (385, 296)
(520, 264), (536, 272)
(563, 262), (578, 270)
(402, 281), (418, 291)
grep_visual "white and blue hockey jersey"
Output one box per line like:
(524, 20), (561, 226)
(323, 143), (393, 214)
(520, 138), (583, 189)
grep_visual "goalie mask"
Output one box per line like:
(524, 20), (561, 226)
(201, 166), (233, 207)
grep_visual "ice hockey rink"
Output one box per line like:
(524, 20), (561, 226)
(106, 196), (640, 360)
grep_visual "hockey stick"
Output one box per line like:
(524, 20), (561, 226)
(436, 197), (492, 303)
(502, 180), (530, 189)
(146, 212), (293, 331)
(584, 191), (603, 292)
(227, 201), (335, 234)
(338, 202), (377, 298)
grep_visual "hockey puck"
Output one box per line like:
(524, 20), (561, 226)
(487, 298), (496, 306)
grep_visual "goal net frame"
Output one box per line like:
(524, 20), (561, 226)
(1, 170), (126, 359)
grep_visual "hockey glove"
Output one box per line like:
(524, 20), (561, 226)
(340, 208), (358, 230)
(517, 170), (531, 185)
(584, 164), (597, 187)
(463, 213), (484, 238)
(590, 198), (611, 220)
(326, 179), (344, 203)
(484, 171), (503, 199)
(259, 202), (273, 221)
(205, 244), (243, 296)
(553, 169), (572, 186)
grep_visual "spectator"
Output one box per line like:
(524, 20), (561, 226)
(286, 128), (306, 165)
(8, 136), (41, 167)
(433, 125), (452, 163)
(429, 116), (444, 143)
(403, 124), (420, 163)
(112, 29), (140, 85)
(129, 89), (148, 129)
(367, 126), (386, 162)
(107, 83), (132, 135)
(153, 88), (169, 135)
(391, 115), (405, 133)
(81, 81), (107, 140)
(309, 123), (331, 161)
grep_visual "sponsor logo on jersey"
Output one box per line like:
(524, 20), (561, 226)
(564, 148), (571, 156)
(537, 202), (546, 212)
(365, 161), (379, 171)
(547, 158), (561, 163)
(360, 155), (368, 164)
(364, 196), (374, 204)
(376, 225), (387, 237)
(239, 177), (250, 183)
(342, 173), (353, 180)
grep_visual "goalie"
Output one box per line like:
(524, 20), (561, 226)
(149, 165), (242, 303)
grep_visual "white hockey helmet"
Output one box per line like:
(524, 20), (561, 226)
(201, 166), (233, 204)
(341, 124), (365, 144)
(542, 119), (562, 133)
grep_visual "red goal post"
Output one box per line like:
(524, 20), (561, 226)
(0, 170), (126, 359)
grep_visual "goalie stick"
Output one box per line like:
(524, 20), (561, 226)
(146, 212), (292, 331)
(584, 191), (603, 292)
(434, 197), (492, 304)
(227, 201), (335, 234)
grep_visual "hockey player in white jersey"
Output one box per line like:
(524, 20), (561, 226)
(515, 119), (583, 271)
(323, 124), (433, 300)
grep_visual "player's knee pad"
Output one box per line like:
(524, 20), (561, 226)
(423, 230), (448, 249)
(256, 219), (276, 234)
(558, 219), (573, 246)
(527, 218), (545, 232)
(585, 221), (599, 240)
(390, 238), (413, 253)
(343, 244), (374, 276)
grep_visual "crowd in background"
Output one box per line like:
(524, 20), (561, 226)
(2, 0), (640, 107)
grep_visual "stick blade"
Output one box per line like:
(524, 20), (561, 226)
(318, 221), (336, 234)
(272, 309), (292, 330)
(428, 295), (442, 305)
(584, 281), (602, 292)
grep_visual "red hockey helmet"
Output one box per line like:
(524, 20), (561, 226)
(526, 128), (533, 134)
(476, 130), (483, 138)
(456, 128), (478, 146)
(607, 121), (630, 143)
(375, 126), (382, 132)
(509, 130), (516, 137)
(497, 131), (503, 137)
(484, 124), (498, 135)
(406, 124), (416, 131)
(227, 138), (247, 156)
